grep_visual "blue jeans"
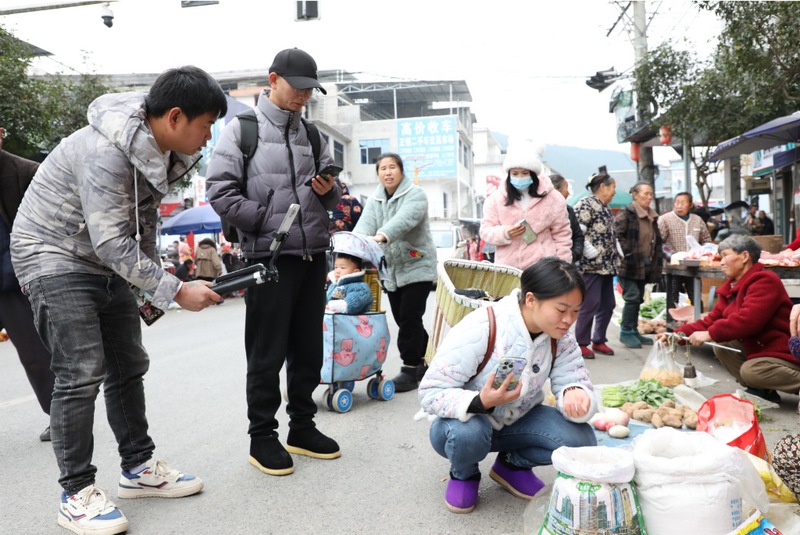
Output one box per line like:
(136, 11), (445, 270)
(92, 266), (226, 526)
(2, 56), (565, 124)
(429, 404), (596, 480)
(25, 274), (154, 495)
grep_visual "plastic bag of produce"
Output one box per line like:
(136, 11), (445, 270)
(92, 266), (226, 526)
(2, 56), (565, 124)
(538, 446), (648, 535)
(639, 340), (683, 387)
(633, 427), (768, 535)
(697, 394), (769, 462)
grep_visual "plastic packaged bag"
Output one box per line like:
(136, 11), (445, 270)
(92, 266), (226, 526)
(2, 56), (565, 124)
(726, 511), (783, 535)
(697, 394), (770, 462)
(538, 446), (648, 535)
(639, 340), (683, 387)
(744, 451), (798, 504)
(632, 427), (769, 535)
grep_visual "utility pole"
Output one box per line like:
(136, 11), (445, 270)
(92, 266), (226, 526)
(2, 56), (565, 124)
(632, 0), (655, 187)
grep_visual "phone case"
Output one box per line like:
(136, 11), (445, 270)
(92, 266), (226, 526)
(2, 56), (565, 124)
(521, 221), (538, 244)
(138, 301), (165, 326)
(492, 357), (527, 390)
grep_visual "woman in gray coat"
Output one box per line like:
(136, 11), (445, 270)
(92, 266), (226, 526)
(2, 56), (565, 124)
(354, 153), (437, 391)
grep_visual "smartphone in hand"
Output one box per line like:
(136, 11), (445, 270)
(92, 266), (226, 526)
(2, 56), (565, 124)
(518, 219), (538, 245)
(305, 164), (343, 186)
(492, 357), (527, 390)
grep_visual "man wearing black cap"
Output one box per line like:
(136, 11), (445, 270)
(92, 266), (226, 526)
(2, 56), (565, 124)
(207, 48), (342, 477)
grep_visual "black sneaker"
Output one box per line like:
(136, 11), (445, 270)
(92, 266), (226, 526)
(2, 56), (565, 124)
(392, 366), (420, 392)
(249, 436), (294, 476)
(286, 427), (341, 459)
(40, 425), (51, 442)
(744, 388), (781, 404)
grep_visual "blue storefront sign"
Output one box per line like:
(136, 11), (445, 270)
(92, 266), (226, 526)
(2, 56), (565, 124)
(397, 116), (457, 179)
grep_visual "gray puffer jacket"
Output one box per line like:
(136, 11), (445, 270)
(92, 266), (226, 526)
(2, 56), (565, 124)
(205, 89), (340, 259)
(11, 92), (194, 310)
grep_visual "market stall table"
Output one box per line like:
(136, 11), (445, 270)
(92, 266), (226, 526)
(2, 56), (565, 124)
(665, 263), (800, 322)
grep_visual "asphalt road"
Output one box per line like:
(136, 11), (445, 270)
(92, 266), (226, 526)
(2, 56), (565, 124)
(1, 292), (798, 534)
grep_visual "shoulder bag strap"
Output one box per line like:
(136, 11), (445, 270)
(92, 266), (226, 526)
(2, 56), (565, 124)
(470, 306), (496, 381)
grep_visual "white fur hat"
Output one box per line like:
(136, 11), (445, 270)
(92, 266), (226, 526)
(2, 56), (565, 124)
(503, 139), (544, 175)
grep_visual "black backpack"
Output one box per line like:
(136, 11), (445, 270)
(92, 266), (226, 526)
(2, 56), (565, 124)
(220, 108), (321, 243)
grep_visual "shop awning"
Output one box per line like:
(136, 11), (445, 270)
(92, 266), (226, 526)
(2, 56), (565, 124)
(773, 146), (800, 170)
(710, 111), (800, 161)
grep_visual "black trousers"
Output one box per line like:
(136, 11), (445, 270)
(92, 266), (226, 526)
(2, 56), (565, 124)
(0, 288), (55, 414)
(386, 281), (433, 367)
(244, 253), (326, 438)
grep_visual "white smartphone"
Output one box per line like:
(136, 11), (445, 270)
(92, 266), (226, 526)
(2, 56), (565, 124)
(519, 219), (538, 245)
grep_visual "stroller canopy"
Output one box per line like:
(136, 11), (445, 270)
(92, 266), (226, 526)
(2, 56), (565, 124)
(331, 232), (387, 278)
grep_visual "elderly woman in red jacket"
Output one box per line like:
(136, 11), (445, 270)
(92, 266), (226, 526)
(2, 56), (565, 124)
(658, 234), (800, 404)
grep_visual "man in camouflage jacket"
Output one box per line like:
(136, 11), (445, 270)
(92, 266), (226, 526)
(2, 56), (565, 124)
(10, 67), (227, 535)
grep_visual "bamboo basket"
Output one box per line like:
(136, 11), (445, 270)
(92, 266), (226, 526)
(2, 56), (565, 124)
(424, 260), (522, 363)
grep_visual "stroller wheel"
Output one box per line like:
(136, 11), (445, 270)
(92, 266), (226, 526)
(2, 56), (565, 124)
(378, 379), (395, 401)
(332, 389), (353, 413)
(340, 381), (355, 392)
(321, 386), (335, 411)
(367, 378), (380, 399)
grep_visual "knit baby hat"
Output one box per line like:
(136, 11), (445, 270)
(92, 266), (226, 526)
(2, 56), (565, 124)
(503, 139), (544, 174)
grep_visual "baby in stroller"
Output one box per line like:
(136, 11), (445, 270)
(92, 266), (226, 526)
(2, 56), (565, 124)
(325, 253), (373, 314)
(319, 232), (394, 412)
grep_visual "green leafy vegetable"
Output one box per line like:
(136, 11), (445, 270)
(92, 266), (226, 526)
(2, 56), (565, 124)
(601, 379), (674, 407)
(639, 297), (666, 319)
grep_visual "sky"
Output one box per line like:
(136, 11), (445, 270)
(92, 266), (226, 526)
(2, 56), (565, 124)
(1, 0), (722, 155)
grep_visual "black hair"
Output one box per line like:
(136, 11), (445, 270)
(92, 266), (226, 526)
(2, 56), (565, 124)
(183, 259), (194, 267)
(519, 257), (585, 302)
(586, 166), (614, 193)
(336, 252), (363, 270)
(145, 66), (228, 121)
(675, 191), (693, 204)
(504, 172), (546, 206)
(375, 152), (404, 175)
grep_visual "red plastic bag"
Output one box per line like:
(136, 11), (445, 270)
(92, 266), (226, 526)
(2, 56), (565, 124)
(697, 394), (769, 462)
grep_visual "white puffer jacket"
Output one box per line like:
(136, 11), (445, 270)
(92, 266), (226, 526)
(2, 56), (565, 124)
(419, 289), (597, 429)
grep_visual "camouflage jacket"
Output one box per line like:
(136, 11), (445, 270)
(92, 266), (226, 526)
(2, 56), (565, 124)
(10, 92), (197, 310)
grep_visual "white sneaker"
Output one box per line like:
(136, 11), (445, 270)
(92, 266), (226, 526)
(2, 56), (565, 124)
(118, 458), (203, 499)
(58, 485), (128, 535)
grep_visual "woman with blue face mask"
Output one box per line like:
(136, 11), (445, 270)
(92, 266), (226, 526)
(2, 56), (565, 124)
(480, 140), (572, 270)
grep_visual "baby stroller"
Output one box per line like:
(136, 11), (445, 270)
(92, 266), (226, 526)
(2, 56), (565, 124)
(319, 232), (394, 413)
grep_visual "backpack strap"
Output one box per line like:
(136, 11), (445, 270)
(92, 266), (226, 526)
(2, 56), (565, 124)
(301, 118), (321, 174)
(236, 108), (258, 192)
(471, 306), (496, 381)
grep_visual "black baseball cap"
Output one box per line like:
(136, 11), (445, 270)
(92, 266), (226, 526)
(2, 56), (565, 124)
(269, 48), (327, 95)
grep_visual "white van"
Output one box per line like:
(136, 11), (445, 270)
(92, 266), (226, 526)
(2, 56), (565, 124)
(429, 223), (467, 264)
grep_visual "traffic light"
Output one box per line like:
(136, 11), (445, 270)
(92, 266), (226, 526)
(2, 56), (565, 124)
(586, 68), (619, 92)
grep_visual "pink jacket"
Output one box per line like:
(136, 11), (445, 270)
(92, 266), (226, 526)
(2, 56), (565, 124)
(480, 174), (572, 269)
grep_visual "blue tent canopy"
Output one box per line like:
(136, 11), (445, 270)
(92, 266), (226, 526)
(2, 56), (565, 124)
(709, 111), (800, 161)
(160, 203), (221, 235)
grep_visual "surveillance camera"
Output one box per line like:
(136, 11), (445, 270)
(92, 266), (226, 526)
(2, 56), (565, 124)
(100, 4), (114, 28)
